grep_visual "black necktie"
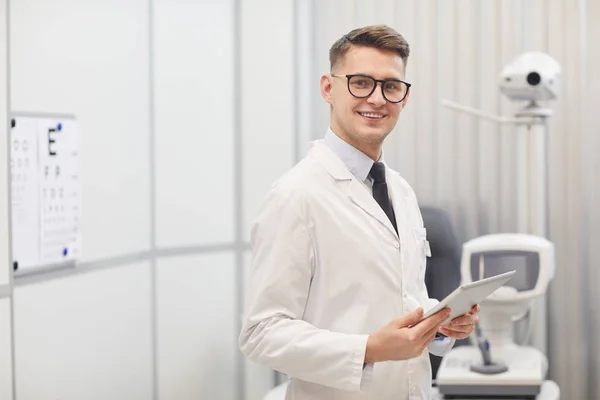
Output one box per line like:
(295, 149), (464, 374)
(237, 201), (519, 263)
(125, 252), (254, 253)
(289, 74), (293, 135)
(369, 162), (398, 234)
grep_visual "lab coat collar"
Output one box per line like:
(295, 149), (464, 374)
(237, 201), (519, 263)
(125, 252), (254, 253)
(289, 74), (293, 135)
(322, 127), (375, 182)
(309, 127), (395, 181)
(308, 140), (399, 239)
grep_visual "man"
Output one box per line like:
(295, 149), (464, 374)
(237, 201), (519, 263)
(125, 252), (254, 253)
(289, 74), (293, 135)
(239, 25), (479, 399)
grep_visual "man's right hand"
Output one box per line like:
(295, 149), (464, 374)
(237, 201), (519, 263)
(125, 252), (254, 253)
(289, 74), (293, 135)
(364, 307), (451, 364)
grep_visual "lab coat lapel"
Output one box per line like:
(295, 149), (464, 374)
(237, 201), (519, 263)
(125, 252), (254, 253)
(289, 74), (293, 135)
(308, 141), (399, 239)
(386, 168), (407, 238)
(347, 179), (399, 238)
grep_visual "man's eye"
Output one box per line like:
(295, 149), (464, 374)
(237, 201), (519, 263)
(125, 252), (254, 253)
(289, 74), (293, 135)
(385, 82), (400, 91)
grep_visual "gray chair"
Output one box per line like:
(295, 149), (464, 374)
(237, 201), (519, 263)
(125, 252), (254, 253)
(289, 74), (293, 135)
(420, 206), (468, 379)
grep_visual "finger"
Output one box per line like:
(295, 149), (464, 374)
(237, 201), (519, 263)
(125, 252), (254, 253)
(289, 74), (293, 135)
(438, 326), (455, 337)
(394, 307), (424, 328)
(415, 309), (451, 337)
(452, 314), (478, 326)
(438, 326), (451, 336)
(424, 315), (450, 337)
(441, 324), (474, 337)
(450, 316), (469, 326)
(442, 324), (471, 334)
(439, 326), (466, 339)
(424, 330), (438, 346)
(418, 312), (449, 335)
(419, 330), (438, 352)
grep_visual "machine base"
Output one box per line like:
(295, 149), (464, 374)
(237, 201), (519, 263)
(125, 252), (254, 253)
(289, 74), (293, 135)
(470, 363), (509, 374)
(432, 380), (560, 400)
(436, 346), (546, 398)
(438, 383), (539, 398)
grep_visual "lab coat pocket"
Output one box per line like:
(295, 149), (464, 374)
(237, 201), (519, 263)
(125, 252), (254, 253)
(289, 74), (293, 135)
(414, 228), (431, 258)
(413, 228), (431, 282)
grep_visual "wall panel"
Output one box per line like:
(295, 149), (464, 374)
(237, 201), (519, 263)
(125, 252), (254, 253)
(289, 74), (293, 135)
(153, 0), (235, 248)
(156, 253), (237, 400)
(0, 298), (12, 400)
(586, 0), (600, 394)
(14, 262), (152, 400)
(476, 0), (501, 235)
(497, 0), (520, 234)
(241, 0), (295, 241)
(242, 251), (275, 399)
(311, 0), (356, 142)
(9, 0), (151, 261)
(435, 0), (458, 212)
(0, 0), (8, 285)
(453, 1), (480, 242)
(392, 0), (417, 186)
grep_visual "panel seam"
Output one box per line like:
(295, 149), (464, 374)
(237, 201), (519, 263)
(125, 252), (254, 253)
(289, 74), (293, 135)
(233, 0), (245, 398)
(147, 0), (158, 398)
(12, 244), (250, 287)
(6, 0), (17, 396)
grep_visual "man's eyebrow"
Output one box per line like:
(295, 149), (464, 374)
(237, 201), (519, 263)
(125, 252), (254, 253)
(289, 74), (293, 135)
(352, 73), (403, 81)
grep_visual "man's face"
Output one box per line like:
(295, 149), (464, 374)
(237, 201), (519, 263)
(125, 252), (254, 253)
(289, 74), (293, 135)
(321, 45), (409, 152)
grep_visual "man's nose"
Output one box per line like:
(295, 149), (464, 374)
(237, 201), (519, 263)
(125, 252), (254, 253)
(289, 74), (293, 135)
(367, 83), (386, 106)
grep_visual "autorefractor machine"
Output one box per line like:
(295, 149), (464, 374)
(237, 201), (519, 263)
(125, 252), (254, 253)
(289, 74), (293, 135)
(435, 233), (560, 399)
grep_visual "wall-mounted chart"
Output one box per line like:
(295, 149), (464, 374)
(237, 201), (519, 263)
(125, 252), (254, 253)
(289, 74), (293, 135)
(10, 114), (81, 274)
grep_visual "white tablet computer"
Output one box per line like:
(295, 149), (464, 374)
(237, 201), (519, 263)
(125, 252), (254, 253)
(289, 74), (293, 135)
(421, 270), (516, 321)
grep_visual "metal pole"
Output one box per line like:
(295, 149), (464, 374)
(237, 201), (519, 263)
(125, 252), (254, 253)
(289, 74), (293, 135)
(528, 120), (549, 356)
(516, 124), (529, 233)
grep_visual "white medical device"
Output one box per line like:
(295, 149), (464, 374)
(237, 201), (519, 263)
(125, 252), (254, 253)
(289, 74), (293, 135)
(499, 52), (561, 102)
(436, 233), (556, 399)
(442, 50), (561, 359)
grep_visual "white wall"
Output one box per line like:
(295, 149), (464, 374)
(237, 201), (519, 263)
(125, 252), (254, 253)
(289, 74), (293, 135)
(240, 0), (298, 396)
(0, 0), (8, 287)
(9, 1), (154, 399)
(156, 254), (236, 400)
(10, 0), (152, 263)
(5, 0), (304, 399)
(153, 0), (235, 248)
(0, 298), (13, 400)
(241, 0), (296, 243)
(14, 263), (152, 400)
(0, 0), (13, 398)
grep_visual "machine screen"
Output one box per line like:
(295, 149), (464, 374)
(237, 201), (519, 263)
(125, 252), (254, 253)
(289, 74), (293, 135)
(470, 251), (539, 291)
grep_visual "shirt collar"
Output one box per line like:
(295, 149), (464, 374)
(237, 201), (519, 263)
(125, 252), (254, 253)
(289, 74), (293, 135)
(322, 127), (385, 182)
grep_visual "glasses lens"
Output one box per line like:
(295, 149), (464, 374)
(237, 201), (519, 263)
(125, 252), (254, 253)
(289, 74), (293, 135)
(347, 75), (408, 102)
(348, 75), (375, 98)
(382, 81), (408, 103)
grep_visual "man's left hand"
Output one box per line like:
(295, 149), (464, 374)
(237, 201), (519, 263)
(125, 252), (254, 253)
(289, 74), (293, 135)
(438, 305), (480, 340)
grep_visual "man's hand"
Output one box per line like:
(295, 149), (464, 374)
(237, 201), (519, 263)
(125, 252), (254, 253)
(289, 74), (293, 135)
(438, 304), (480, 339)
(364, 307), (451, 364)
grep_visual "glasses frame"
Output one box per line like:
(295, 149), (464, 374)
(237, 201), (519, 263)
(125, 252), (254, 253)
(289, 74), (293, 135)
(332, 74), (411, 103)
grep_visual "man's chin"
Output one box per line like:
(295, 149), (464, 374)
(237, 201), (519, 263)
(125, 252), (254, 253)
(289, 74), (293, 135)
(357, 127), (390, 143)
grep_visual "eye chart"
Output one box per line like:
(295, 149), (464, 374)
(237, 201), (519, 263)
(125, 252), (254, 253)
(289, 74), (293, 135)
(10, 114), (81, 273)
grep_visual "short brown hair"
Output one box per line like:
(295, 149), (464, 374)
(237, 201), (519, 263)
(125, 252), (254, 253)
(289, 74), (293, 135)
(329, 24), (410, 72)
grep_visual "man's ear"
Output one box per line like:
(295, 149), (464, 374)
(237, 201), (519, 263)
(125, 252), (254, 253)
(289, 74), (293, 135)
(320, 74), (333, 105)
(400, 88), (411, 109)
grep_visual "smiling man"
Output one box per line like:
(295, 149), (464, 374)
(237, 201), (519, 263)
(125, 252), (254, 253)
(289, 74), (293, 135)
(239, 25), (479, 400)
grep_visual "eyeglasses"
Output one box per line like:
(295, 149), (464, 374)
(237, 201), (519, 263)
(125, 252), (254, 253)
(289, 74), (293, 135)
(332, 74), (411, 103)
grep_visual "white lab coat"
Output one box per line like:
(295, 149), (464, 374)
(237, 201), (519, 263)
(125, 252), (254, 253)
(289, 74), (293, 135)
(239, 140), (453, 400)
